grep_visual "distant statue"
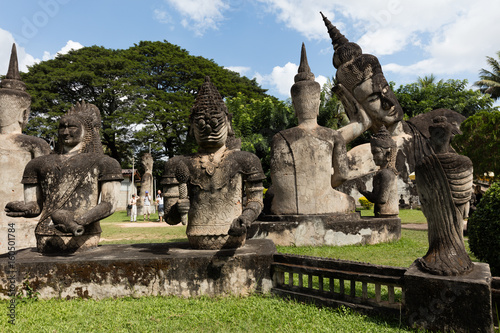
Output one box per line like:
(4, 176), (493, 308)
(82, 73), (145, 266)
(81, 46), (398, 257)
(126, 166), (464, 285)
(356, 126), (398, 217)
(415, 116), (474, 275)
(270, 43), (355, 215)
(138, 153), (154, 219)
(162, 76), (265, 249)
(0, 44), (51, 253)
(5, 101), (123, 253)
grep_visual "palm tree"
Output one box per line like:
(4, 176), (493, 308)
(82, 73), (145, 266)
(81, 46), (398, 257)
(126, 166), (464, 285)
(474, 51), (500, 101)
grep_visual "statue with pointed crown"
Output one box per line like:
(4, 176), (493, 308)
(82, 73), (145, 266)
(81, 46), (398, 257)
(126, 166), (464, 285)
(161, 76), (265, 250)
(5, 101), (123, 253)
(356, 126), (399, 217)
(0, 44), (51, 253)
(270, 43), (356, 215)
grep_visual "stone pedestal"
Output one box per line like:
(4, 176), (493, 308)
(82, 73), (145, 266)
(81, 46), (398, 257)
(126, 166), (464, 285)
(248, 214), (400, 246)
(404, 262), (493, 332)
(0, 239), (276, 300)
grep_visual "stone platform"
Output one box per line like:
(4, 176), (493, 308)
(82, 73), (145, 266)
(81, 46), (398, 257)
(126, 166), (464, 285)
(404, 262), (494, 332)
(0, 239), (276, 300)
(248, 213), (401, 246)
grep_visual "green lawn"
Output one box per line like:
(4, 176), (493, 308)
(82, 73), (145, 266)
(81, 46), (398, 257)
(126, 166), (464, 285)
(0, 209), (454, 332)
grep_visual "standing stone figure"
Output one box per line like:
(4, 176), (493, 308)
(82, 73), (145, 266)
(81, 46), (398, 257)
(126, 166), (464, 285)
(415, 116), (473, 275)
(0, 44), (51, 253)
(270, 43), (355, 215)
(137, 153), (154, 216)
(5, 101), (123, 253)
(357, 126), (398, 217)
(162, 76), (265, 250)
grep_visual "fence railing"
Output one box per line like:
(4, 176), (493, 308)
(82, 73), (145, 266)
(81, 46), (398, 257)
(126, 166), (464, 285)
(271, 254), (406, 317)
(492, 277), (500, 324)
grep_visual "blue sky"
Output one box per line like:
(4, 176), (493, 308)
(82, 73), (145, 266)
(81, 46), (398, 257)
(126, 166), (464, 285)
(1, 0), (499, 100)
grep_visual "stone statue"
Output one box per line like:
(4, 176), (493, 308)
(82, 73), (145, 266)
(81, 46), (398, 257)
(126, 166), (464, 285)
(162, 76), (265, 250)
(270, 43), (355, 215)
(356, 126), (398, 217)
(5, 101), (123, 253)
(415, 116), (473, 275)
(321, 12), (466, 193)
(0, 44), (51, 253)
(137, 152), (154, 217)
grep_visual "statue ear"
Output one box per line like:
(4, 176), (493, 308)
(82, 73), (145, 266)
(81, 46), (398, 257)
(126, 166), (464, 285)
(20, 106), (30, 129)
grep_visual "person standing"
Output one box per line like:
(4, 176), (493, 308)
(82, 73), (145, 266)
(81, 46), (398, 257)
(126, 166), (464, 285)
(129, 194), (137, 222)
(143, 191), (152, 221)
(156, 190), (164, 222)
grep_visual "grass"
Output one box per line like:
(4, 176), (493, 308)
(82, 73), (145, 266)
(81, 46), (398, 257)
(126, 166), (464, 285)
(0, 209), (450, 332)
(1, 295), (411, 332)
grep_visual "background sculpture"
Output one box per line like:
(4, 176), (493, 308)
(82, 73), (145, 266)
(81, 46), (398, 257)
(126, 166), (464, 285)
(162, 76), (265, 250)
(270, 43), (355, 215)
(5, 101), (123, 253)
(415, 116), (473, 275)
(137, 152), (154, 219)
(0, 44), (51, 253)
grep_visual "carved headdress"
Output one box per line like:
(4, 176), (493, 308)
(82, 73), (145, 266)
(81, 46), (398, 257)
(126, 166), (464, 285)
(59, 101), (103, 154)
(291, 43), (321, 99)
(371, 125), (396, 149)
(321, 12), (383, 93)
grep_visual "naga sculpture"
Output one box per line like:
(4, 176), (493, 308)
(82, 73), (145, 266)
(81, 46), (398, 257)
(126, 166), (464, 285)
(162, 76), (265, 250)
(415, 116), (474, 275)
(5, 101), (123, 253)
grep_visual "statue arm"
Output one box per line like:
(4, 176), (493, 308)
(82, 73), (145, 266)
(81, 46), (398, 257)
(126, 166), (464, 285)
(229, 179), (264, 236)
(334, 83), (372, 144)
(331, 131), (349, 188)
(75, 180), (120, 226)
(5, 184), (42, 218)
(358, 171), (391, 204)
(162, 179), (184, 225)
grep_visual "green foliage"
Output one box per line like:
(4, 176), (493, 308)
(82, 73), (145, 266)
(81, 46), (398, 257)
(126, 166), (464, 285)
(468, 182), (500, 275)
(394, 77), (497, 118)
(15, 274), (40, 303)
(453, 111), (500, 181)
(475, 51), (500, 101)
(21, 41), (268, 172)
(358, 196), (374, 210)
(318, 77), (349, 130)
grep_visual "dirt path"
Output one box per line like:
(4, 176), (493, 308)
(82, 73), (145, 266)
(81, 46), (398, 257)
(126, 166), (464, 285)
(117, 222), (183, 228)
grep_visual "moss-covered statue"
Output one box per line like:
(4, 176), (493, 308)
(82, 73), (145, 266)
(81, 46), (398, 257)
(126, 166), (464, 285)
(162, 77), (265, 250)
(5, 101), (123, 253)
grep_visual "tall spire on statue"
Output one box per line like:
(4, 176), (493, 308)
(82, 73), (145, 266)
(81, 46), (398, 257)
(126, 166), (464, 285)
(1, 43), (27, 91)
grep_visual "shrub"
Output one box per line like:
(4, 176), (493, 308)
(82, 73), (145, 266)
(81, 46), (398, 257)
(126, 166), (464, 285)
(468, 182), (500, 275)
(358, 196), (374, 210)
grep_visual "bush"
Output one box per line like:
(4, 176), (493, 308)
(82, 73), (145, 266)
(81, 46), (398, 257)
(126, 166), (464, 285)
(468, 182), (500, 275)
(358, 196), (374, 210)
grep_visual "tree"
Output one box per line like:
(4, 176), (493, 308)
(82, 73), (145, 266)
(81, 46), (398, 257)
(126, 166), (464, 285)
(475, 51), (500, 101)
(394, 78), (496, 118)
(20, 41), (268, 169)
(452, 110), (500, 182)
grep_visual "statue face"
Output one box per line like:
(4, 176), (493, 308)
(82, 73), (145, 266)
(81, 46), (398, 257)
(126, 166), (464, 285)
(0, 92), (30, 130)
(58, 116), (84, 149)
(192, 107), (228, 149)
(371, 146), (387, 167)
(353, 73), (403, 131)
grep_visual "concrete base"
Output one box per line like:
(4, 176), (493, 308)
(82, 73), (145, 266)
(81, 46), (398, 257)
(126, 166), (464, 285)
(248, 213), (401, 246)
(404, 262), (494, 333)
(0, 239), (276, 300)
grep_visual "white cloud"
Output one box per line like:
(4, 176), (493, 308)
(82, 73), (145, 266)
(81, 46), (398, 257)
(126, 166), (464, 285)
(153, 9), (172, 24)
(0, 28), (38, 73)
(164, 0), (230, 36)
(42, 40), (84, 60)
(225, 66), (251, 76)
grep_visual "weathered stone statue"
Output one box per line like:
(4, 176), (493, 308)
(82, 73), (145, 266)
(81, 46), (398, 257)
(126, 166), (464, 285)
(415, 116), (473, 275)
(137, 152), (154, 217)
(357, 126), (398, 217)
(0, 44), (51, 253)
(162, 76), (265, 249)
(5, 101), (123, 253)
(270, 43), (355, 214)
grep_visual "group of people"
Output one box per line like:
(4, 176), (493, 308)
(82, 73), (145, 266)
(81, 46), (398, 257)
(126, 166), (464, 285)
(128, 190), (164, 222)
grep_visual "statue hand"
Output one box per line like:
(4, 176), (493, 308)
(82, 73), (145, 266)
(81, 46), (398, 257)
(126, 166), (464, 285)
(5, 201), (29, 217)
(228, 215), (251, 237)
(52, 210), (85, 236)
(177, 199), (190, 215)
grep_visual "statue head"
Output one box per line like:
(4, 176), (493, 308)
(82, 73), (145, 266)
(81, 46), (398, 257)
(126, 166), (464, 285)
(57, 101), (103, 154)
(0, 44), (31, 133)
(370, 125), (396, 168)
(190, 76), (233, 150)
(429, 116), (454, 154)
(321, 13), (403, 132)
(291, 43), (321, 123)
